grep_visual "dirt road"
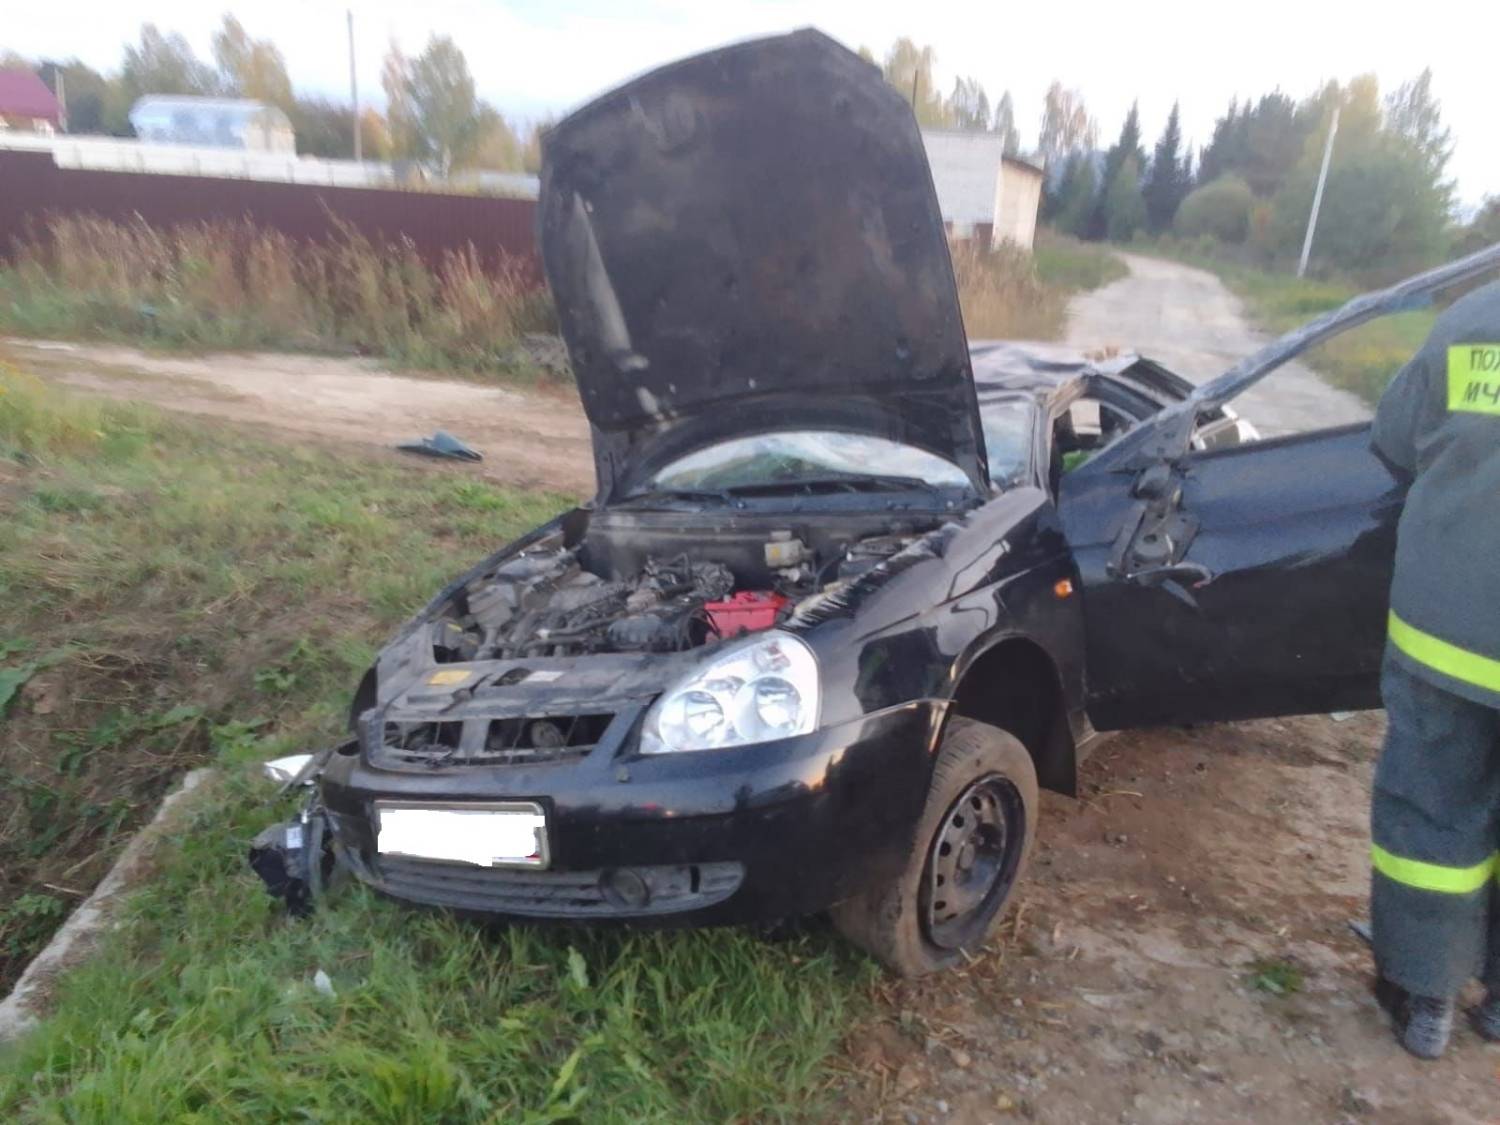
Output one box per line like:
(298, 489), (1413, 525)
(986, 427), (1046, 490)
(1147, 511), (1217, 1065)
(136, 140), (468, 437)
(1066, 252), (1372, 436)
(846, 712), (1500, 1124)
(3, 340), (596, 496)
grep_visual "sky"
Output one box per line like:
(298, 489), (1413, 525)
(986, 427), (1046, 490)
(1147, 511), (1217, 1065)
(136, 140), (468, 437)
(8, 0), (1498, 210)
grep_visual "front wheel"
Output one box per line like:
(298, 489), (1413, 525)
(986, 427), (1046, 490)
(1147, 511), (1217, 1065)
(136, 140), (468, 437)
(830, 716), (1038, 976)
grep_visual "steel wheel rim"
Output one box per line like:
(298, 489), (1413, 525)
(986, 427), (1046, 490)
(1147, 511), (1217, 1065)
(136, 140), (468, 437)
(922, 772), (1025, 950)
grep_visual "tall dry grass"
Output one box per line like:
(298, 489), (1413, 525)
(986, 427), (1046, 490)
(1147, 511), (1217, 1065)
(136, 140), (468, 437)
(4, 215), (1093, 374)
(0, 215), (555, 379)
(950, 241), (1069, 341)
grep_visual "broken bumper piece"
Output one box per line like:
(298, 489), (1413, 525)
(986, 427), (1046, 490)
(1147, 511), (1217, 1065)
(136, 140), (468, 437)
(248, 808), (328, 918)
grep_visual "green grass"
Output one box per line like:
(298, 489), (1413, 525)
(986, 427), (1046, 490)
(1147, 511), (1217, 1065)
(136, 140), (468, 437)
(0, 362), (872, 1121)
(1, 776), (867, 1122)
(1033, 230), (1129, 294)
(1137, 237), (1436, 404)
(952, 230), (1122, 343)
(0, 357), (569, 983)
(1246, 957), (1305, 997)
(1223, 267), (1434, 403)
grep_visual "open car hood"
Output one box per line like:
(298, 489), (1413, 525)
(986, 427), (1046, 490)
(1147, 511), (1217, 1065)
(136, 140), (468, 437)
(539, 29), (988, 499)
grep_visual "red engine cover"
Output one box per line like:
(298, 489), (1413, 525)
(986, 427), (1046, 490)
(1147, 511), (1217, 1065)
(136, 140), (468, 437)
(704, 591), (791, 638)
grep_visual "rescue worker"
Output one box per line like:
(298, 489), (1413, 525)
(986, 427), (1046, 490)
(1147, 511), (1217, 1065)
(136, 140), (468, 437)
(1368, 278), (1500, 1059)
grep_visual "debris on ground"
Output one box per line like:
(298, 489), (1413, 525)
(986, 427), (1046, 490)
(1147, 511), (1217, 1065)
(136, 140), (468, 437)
(395, 430), (483, 462)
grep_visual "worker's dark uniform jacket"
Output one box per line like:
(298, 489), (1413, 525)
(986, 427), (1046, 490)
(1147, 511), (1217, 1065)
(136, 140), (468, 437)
(1369, 279), (1500, 1000)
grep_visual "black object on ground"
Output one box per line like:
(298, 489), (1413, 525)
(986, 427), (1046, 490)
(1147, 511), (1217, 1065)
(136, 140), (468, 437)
(397, 430), (483, 462)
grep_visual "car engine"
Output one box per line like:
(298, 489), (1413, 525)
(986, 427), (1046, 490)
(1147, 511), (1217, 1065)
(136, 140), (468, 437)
(429, 522), (933, 662)
(433, 551), (735, 661)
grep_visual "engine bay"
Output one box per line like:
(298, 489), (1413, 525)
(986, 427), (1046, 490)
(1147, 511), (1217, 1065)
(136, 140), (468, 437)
(430, 511), (941, 662)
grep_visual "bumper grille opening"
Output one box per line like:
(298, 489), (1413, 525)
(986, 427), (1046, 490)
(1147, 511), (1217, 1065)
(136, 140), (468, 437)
(385, 721), (463, 753)
(485, 713), (612, 760)
(370, 857), (744, 917)
(377, 713), (616, 767)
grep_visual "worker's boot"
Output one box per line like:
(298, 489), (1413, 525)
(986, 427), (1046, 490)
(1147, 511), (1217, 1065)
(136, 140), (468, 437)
(1375, 975), (1455, 1060)
(1469, 990), (1500, 1043)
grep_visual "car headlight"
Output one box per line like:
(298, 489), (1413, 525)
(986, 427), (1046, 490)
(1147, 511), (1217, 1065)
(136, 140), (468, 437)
(640, 631), (820, 753)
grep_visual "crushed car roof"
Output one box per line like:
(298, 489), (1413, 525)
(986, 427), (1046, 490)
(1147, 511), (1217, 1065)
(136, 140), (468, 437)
(968, 341), (1138, 393)
(968, 340), (1194, 406)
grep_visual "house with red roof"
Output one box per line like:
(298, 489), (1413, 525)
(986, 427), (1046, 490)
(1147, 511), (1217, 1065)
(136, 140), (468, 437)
(0, 69), (63, 134)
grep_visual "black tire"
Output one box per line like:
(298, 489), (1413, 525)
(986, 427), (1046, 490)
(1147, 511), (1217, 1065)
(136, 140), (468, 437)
(830, 717), (1038, 976)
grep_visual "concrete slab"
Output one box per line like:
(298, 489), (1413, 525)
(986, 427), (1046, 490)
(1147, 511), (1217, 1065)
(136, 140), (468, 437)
(0, 768), (216, 1042)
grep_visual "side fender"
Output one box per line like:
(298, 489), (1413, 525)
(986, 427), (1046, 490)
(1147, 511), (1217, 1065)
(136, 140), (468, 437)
(946, 632), (1079, 795)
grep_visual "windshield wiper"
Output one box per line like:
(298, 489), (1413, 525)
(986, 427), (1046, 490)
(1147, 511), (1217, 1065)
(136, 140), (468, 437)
(614, 486), (736, 506)
(725, 474), (944, 496)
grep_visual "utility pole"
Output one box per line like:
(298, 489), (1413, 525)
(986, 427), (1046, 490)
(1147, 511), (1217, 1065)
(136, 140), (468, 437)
(348, 9), (362, 162)
(1297, 106), (1339, 278)
(54, 67), (67, 133)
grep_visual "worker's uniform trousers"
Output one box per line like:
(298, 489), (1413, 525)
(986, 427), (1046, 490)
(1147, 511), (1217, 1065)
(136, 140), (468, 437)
(1373, 653), (1500, 999)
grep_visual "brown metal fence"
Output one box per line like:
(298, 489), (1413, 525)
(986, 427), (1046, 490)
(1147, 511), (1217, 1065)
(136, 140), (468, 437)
(0, 149), (540, 279)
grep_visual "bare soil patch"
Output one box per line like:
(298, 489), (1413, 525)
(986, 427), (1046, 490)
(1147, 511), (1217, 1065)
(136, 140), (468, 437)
(5, 339), (595, 497)
(840, 712), (1500, 1124)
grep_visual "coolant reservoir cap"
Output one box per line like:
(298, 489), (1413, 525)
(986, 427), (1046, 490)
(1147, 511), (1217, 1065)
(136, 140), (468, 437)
(764, 533), (807, 567)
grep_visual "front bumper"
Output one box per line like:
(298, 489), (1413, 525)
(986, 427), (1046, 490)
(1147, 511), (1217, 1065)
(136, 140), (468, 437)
(316, 701), (942, 925)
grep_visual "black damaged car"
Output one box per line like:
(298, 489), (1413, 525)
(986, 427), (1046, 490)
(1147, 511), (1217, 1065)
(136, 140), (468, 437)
(253, 30), (1500, 975)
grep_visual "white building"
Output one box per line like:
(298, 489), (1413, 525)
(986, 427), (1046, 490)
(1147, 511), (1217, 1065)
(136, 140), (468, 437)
(920, 129), (1045, 251)
(0, 131), (539, 198)
(129, 97), (296, 154)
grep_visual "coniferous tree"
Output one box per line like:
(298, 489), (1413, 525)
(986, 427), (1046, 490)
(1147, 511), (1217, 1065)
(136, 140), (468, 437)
(1104, 155), (1148, 241)
(1088, 102), (1144, 239)
(1054, 153), (1098, 237)
(1196, 99), (1240, 186)
(1143, 102), (1191, 232)
(992, 91), (1020, 154)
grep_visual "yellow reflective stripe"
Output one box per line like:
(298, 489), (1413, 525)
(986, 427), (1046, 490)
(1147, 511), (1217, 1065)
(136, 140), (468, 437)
(1448, 344), (1500, 415)
(1389, 612), (1500, 695)
(1371, 844), (1495, 894)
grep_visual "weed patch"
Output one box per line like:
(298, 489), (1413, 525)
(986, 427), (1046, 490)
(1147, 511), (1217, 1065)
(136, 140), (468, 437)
(0, 363), (566, 990)
(951, 231), (1123, 342)
(0, 216), (556, 383)
(1033, 230), (1129, 294)
(1247, 957), (1305, 996)
(952, 243), (1067, 340)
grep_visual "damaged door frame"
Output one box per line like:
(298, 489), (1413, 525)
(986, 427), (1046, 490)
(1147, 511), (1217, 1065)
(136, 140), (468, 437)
(1092, 242), (1500, 600)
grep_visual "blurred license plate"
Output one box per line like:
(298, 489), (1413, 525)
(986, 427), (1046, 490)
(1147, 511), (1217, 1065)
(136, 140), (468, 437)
(375, 802), (548, 868)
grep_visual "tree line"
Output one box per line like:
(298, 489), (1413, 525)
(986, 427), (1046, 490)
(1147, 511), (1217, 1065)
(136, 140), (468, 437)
(2, 18), (538, 175)
(865, 38), (1490, 278)
(7, 26), (1494, 274)
(858, 39), (1022, 154)
(1048, 70), (1464, 276)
